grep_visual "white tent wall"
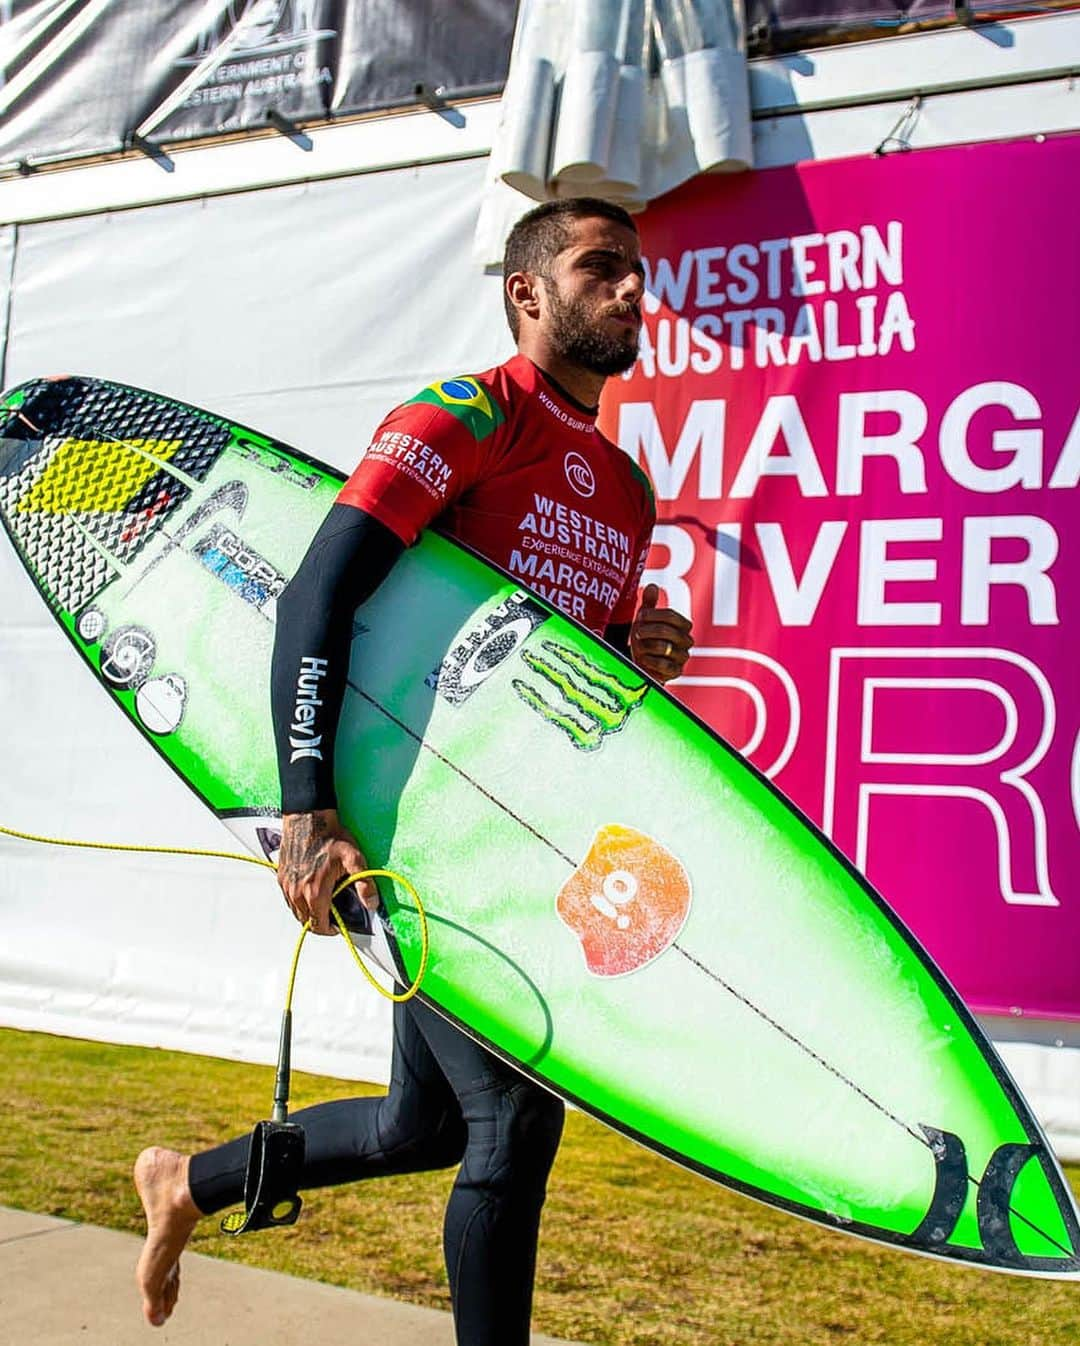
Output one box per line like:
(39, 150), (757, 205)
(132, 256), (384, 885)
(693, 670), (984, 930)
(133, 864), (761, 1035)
(0, 155), (513, 1085)
(0, 223), (14, 392)
(0, 13), (1077, 1154)
(2, 159), (512, 449)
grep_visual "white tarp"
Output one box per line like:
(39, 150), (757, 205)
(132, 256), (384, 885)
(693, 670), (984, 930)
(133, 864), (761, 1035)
(0, 222), (14, 373)
(476, 0), (752, 262)
(0, 154), (513, 1085)
(494, 0), (752, 206)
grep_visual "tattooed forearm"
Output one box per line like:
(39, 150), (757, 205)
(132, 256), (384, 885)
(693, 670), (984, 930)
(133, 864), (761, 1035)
(280, 810), (338, 886)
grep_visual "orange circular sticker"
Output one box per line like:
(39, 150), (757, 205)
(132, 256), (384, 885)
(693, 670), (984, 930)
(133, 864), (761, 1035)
(556, 824), (692, 977)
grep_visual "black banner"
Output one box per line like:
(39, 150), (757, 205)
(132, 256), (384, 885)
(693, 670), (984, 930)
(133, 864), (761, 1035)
(0, 1), (1042, 171)
(747, 0), (949, 48)
(0, 0), (518, 168)
(744, 0), (1066, 52)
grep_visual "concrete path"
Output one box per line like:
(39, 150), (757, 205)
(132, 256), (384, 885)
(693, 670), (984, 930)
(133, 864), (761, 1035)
(0, 1206), (580, 1345)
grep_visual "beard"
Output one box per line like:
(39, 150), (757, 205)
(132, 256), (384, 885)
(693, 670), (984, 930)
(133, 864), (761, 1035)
(542, 281), (640, 377)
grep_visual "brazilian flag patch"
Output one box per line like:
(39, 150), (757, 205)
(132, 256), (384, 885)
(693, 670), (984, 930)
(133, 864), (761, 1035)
(406, 376), (506, 441)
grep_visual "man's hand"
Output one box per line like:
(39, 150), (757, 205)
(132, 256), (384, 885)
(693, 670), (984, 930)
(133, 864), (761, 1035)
(630, 584), (693, 684)
(277, 809), (378, 936)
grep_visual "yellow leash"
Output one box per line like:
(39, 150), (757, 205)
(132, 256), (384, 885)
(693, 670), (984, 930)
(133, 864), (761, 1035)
(0, 820), (270, 867)
(0, 820), (431, 1236)
(0, 822), (429, 1003)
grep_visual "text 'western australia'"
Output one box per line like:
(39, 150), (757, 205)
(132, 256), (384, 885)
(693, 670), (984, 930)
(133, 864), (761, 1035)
(634, 222), (914, 377)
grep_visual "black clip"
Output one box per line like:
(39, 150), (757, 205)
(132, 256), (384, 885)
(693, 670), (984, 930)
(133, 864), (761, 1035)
(413, 82), (465, 128)
(414, 82), (448, 111)
(126, 133), (175, 173)
(265, 108), (313, 151)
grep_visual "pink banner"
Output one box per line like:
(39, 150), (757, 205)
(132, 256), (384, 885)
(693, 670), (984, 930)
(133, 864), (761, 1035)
(599, 134), (1079, 1022)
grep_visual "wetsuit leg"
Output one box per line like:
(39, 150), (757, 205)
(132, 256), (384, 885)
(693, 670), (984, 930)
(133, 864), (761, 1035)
(187, 997), (563, 1346)
(406, 997), (566, 1346)
(188, 997), (467, 1214)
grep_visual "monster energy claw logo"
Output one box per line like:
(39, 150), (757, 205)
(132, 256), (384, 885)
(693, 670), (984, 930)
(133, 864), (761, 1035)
(513, 642), (646, 751)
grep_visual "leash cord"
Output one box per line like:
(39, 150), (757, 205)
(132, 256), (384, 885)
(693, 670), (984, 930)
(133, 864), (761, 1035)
(0, 822), (429, 1004)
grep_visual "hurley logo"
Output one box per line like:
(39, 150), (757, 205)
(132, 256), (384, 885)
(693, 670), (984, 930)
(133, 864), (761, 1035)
(289, 655), (328, 761)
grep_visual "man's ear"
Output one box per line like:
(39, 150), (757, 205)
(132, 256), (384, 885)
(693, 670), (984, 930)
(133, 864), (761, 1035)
(506, 270), (542, 327)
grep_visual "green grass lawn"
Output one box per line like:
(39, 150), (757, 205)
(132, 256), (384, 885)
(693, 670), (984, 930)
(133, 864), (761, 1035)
(2, 1027), (1078, 1346)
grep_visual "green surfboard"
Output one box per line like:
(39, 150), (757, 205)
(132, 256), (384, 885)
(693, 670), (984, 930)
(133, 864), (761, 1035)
(2, 374), (1077, 1278)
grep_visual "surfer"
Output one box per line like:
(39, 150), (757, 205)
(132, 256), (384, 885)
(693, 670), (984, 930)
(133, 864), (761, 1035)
(135, 197), (693, 1343)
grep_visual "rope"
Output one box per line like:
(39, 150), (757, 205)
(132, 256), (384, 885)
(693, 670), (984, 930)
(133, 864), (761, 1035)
(0, 823), (428, 1003)
(0, 821), (271, 867)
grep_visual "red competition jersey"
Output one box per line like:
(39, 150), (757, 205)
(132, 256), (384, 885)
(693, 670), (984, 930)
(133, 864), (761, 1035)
(338, 354), (656, 635)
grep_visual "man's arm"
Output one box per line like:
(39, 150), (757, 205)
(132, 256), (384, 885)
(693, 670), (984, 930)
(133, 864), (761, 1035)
(271, 503), (403, 933)
(277, 376), (499, 931)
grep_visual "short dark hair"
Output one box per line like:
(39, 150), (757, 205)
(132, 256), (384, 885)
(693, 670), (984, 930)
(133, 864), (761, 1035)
(502, 197), (639, 338)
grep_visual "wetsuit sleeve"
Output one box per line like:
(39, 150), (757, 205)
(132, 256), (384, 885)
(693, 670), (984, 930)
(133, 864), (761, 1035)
(604, 622), (632, 659)
(337, 387), (499, 546)
(272, 503), (404, 813)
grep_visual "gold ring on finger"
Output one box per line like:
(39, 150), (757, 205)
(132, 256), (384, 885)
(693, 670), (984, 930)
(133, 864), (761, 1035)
(663, 641), (672, 658)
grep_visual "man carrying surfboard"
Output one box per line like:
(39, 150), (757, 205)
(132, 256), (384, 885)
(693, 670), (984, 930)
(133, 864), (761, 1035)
(134, 197), (692, 1343)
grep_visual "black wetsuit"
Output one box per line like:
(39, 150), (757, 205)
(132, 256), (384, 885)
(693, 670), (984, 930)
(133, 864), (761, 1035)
(190, 974), (565, 1346)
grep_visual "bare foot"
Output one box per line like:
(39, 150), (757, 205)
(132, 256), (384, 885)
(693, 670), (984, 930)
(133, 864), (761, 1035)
(133, 1147), (201, 1327)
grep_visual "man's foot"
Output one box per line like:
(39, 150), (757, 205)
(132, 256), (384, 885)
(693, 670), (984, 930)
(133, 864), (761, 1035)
(133, 1147), (201, 1327)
